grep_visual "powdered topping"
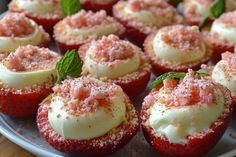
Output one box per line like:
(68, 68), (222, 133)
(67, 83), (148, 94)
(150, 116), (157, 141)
(65, 10), (110, 29)
(35, 0), (59, 3)
(88, 35), (136, 62)
(162, 69), (215, 107)
(160, 25), (202, 52)
(52, 77), (121, 115)
(196, 0), (213, 4)
(0, 13), (35, 37)
(222, 52), (236, 69)
(126, 0), (174, 14)
(218, 11), (236, 26)
(2, 45), (60, 72)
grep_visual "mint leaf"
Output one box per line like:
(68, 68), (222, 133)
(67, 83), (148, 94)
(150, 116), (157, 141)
(56, 50), (83, 83)
(151, 69), (209, 88)
(199, 0), (225, 29)
(195, 69), (209, 76)
(199, 14), (210, 29)
(151, 72), (186, 88)
(211, 0), (225, 17)
(60, 0), (81, 16)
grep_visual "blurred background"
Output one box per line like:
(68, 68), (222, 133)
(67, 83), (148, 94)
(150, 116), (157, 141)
(0, 0), (9, 13)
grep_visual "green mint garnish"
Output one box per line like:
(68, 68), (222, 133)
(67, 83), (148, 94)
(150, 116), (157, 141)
(199, 0), (225, 29)
(60, 0), (81, 16)
(151, 69), (209, 88)
(56, 50), (83, 83)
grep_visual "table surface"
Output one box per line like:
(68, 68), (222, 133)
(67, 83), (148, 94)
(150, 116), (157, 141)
(0, 134), (36, 157)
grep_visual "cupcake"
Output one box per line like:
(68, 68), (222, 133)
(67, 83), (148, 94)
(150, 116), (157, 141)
(54, 10), (125, 53)
(113, 0), (182, 46)
(141, 70), (233, 157)
(212, 52), (236, 108)
(209, 11), (236, 63)
(79, 35), (151, 97)
(183, 0), (236, 25)
(0, 13), (50, 58)
(81, 0), (118, 15)
(9, 0), (63, 34)
(0, 45), (61, 117)
(37, 77), (139, 155)
(144, 25), (212, 74)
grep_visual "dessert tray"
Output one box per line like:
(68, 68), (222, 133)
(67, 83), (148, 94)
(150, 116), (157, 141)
(1, 76), (236, 157)
(0, 12), (236, 157)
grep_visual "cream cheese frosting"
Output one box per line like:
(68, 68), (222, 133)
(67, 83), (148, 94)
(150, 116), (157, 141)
(0, 46), (59, 88)
(0, 19), (43, 53)
(15, 0), (60, 15)
(62, 23), (119, 44)
(147, 89), (225, 144)
(153, 25), (206, 63)
(84, 35), (140, 79)
(48, 77), (126, 140)
(122, 0), (182, 27)
(212, 60), (236, 97)
(0, 64), (56, 88)
(211, 13), (236, 45)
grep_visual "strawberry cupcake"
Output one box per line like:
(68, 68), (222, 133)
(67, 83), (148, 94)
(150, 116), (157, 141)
(79, 35), (151, 97)
(37, 77), (139, 155)
(0, 13), (50, 59)
(183, 0), (236, 25)
(0, 45), (61, 117)
(9, 0), (63, 34)
(54, 10), (125, 53)
(81, 0), (118, 15)
(141, 70), (233, 157)
(144, 25), (212, 74)
(212, 52), (236, 108)
(209, 11), (236, 63)
(113, 0), (182, 46)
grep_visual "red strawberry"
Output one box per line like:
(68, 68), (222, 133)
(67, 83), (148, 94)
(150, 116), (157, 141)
(25, 14), (63, 36)
(0, 87), (52, 117)
(113, 70), (151, 97)
(37, 95), (139, 155)
(211, 42), (234, 64)
(141, 84), (233, 157)
(81, 0), (119, 15)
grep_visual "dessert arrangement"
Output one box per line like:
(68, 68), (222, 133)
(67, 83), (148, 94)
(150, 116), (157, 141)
(0, 0), (236, 157)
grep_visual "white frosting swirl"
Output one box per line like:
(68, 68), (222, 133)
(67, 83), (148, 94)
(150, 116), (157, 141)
(211, 20), (236, 45)
(48, 81), (126, 140)
(147, 89), (225, 144)
(212, 60), (236, 97)
(153, 30), (206, 63)
(0, 63), (56, 88)
(15, 0), (59, 14)
(0, 20), (43, 53)
(84, 48), (140, 79)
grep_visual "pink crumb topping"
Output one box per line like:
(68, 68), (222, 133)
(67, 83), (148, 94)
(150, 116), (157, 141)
(126, 0), (173, 13)
(165, 69), (215, 107)
(161, 25), (202, 52)
(2, 45), (60, 72)
(89, 35), (136, 62)
(196, 0), (213, 4)
(0, 13), (35, 37)
(66, 10), (109, 29)
(219, 11), (236, 26)
(81, 0), (114, 4)
(52, 77), (120, 115)
(222, 52), (236, 69)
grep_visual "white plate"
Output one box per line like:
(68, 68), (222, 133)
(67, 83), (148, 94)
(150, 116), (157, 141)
(0, 12), (236, 157)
